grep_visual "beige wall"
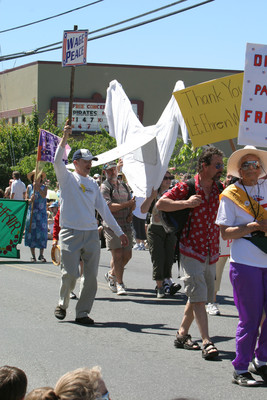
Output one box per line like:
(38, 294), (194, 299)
(0, 63), (38, 118)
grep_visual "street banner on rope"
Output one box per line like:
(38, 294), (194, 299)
(173, 73), (243, 148)
(0, 199), (28, 258)
(238, 43), (267, 147)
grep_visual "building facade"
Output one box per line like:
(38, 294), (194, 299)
(0, 61), (241, 155)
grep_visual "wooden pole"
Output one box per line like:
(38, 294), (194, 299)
(229, 139), (236, 153)
(68, 25), (78, 124)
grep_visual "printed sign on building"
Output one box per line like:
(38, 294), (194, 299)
(173, 73), (243, 148)
(62, 30), (88, 67)
(54, 99), (139, 133)
(238, 43), (267, 147)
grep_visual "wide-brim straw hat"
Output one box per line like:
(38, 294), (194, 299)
(27, 169), (46, 181)
(51, 245), (61, 266)
(227, 145), (267, 179)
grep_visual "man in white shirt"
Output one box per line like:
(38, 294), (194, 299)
(54, 123), (128, 325)
(10, 171), (26, 200)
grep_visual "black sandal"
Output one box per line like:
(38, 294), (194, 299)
(174, 333), (201, 350)
(31, 256), (36, 262)
(202, 341), (219, 360)
(38, 255), (46, 262)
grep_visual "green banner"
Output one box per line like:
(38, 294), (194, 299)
(0, 199), (28, 258)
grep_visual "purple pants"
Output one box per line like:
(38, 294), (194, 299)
(230, 262), (267, 371)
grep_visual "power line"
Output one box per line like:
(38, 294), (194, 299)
(0, 0), (104, 34)
(0, 0), (214, 62)
(35, 0), (190, 52)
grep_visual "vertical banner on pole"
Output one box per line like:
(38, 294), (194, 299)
(62, 28), (88, 124)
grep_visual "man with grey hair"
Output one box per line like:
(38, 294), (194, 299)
(53, 123), (128, 325)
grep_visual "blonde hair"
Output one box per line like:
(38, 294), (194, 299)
(25, 387), (55, 400)
(54, 367), (102, 400)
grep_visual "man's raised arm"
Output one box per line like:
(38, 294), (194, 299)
(60, 123), (72, 148)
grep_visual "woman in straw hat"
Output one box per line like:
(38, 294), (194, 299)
(216, 145), (267, 387)
(25, 169), (48, 262)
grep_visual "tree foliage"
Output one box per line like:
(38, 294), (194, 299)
(0, 110), (116, 190)
(169, 137), (203, 178)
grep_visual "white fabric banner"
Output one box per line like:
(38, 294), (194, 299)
(238, 43), (267, 147)
(104, 80), (188, 197)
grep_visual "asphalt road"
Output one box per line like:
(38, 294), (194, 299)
(0, 240), (266, 400)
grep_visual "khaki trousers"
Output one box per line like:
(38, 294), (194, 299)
(58, 228), (100, 318)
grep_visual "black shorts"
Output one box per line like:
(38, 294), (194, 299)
(132, 215), (146, 240)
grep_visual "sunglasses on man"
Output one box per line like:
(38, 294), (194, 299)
(240, 161), (261, 170)
(163, 175), (174, 180)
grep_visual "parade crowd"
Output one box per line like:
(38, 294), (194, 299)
(1, 122), (267, 397)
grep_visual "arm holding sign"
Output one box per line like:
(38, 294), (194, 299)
(54, 123), (72, 185)
(60, 123), (72, 148)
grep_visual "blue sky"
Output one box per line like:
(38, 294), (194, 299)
(0, 0), (266, 72)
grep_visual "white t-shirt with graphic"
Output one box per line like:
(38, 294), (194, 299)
(54, 145), (123, 237)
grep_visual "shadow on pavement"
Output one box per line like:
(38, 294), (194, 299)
(96, 295), (186, 306)
(64, 320), (176, 335)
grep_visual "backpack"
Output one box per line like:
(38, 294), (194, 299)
(159, 178), (196, 236)
(159, 178), (224, 235)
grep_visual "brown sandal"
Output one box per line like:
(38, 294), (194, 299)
(202, 341), (219, 360)
(174, 333), (201, 350)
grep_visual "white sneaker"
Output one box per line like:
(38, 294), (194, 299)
(206, 303), (220, 316)
(116, 283), (127, 295)
(105, 272), (117, 293)
(156, 286), (165, 298)
(139, 243), (146, 250)
(133, 243), (141, 250)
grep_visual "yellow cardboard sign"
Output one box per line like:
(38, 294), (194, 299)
(173, 73), (244, 148)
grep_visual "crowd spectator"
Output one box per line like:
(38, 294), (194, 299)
(47, 201), (59, 240)
(25, 170), (48, 262)
(4, 179), (14, 198)
(132, 196), (147, 251)
(10, 171), (26, 200)
(25, 366), (109, 400)
(101, 161), (135, 295)
(0, 365), (27, 400)
(141, 171), (181, 298)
